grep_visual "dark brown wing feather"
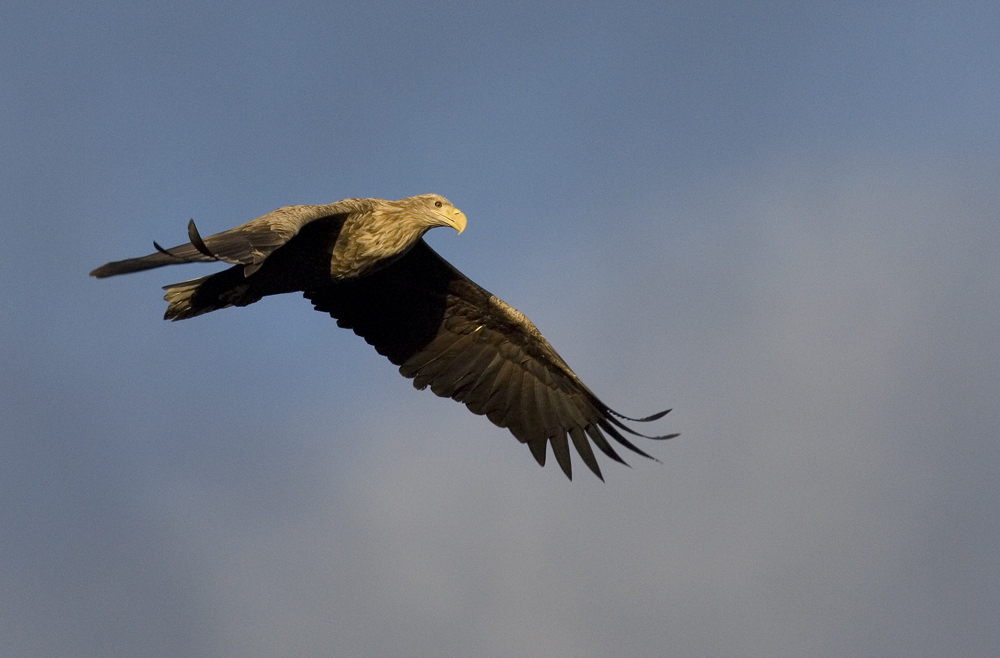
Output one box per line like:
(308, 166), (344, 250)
(89, 208), (349, 279)
(305, 240), (676, 480)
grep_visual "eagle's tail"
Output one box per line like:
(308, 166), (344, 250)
(162, 265), (259, 321)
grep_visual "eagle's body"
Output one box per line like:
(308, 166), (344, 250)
(91, 194), (675, 479)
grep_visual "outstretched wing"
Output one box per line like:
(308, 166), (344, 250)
(305, 240), (676, 480)
(89, 204), (347, 279)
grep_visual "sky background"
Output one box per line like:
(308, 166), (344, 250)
(3, 2), (999, 656)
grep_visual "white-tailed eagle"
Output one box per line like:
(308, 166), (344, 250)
(90, 194), (676, 479)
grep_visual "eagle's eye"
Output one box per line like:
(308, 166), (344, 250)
(434, 201), (443, 208)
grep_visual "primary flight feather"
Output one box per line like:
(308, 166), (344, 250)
(90, 194), (676, 480)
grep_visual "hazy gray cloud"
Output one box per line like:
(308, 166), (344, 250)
(3, 2), (998, 657)
(22, 156), (984, 658)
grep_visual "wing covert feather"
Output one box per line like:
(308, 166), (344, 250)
(305, 240), (674, 480)
(90, 204), (349, 278)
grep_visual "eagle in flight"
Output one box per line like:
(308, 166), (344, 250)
(90, 194), (676, 480)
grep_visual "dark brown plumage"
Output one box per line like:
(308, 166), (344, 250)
(90, 194), (676, 480)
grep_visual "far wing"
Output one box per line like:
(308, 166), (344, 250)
(305, 240), (675, 480)
(89, 204), (347, 279)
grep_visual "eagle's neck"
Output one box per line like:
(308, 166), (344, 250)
(329, 201), (429, 278)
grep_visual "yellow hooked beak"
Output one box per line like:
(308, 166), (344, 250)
(448, 208), (467, 235)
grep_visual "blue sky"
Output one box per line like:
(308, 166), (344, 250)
(3, 2), (999, 656)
